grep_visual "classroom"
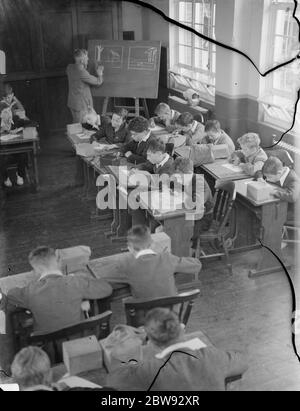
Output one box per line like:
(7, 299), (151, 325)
(0, 0), (299, 392)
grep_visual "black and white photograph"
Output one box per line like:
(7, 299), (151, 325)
(0, 0), (299, 394)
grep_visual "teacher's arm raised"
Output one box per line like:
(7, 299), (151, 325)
(79, 65), (104, 87)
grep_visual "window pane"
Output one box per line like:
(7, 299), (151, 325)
(195, 48), (209, 70)
(179, 28), (192, 46)
(273, 36), (289, 61)
(195, 25), (210, 49)
(179, 45), (192, 65)
(195, 1), (212, 24)
(212, 51), (216, 73)
(179, 1), (193, 23)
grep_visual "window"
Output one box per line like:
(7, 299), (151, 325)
(260, 0), (300, 130)
(169, 0), (216, 102)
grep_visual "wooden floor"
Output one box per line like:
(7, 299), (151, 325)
(0, 132), (299, 391)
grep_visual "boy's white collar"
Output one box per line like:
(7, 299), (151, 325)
(135, 249), (157, 259)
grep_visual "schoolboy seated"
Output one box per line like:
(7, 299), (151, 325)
(1, 83), (36, 128)
(121, 116), (157, 164)
(0, 105), (27, 187)
(174, 112), (205, 146)
(229, 133), (268, 176)
(11, 346), (115, 391)
(100, 225), (202, 299)
(11, 346), (54, 391)
(201, 120), (235, 155)
(90, 108), (130, 144)
(137, 139), (174, 175)
(149, 102), (180, 132)
(0, 246), (112, 333)
(108, 308), (248, 391)
(172, 158), (214, 250)
(261, 156), (300, 221)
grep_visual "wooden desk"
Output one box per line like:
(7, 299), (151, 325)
(138, 190), (203, 257)
(234, 179), (288, 278)
(0, 133), (39, 189)
(200, 159), (249, 182)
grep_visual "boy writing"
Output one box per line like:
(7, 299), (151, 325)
(150, 103), (180, 132)
(201, 120), (235, 155)
(121, 116), (156, 164)
(91, 107), (130, 144)
(99, 225), (202, 299)
(229, 133), (268, 176)
(261, 156), (300, 220)
(138, 139), (174, 175)
(174, 112), (205, 146)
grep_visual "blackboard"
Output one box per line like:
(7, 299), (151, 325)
(88, 40), (161, 99)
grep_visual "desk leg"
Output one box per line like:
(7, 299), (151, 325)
(75, 156), (85, 187)
(163, 216), (194, 257)
(33, 142), (39, 187)
(249, 202), (289, 278)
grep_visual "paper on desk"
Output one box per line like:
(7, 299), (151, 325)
(94, 143), (118, 151)
(75, 143), (95, 158)
(150, 125), (165, 132)
(0, 134), (19, 141)
(76, 133), (90, 140)
(58, 376), (102, 389)
(222, 163), (244, 173)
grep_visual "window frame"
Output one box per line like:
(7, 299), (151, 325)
(260, 0), (299, 130)
(169, 0), (216, 103)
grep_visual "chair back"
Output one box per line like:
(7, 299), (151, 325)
(28, 311), (112, 364)
(212, 181), (236, 234)
(124, 289), (200, 328)
(265, 148), (294, 168)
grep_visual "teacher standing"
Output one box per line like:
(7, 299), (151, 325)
(66, 48), (104, 123)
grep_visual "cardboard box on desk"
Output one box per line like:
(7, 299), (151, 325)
(212, 144), (229, 159)
(247, 181), (275, 202)
(63, 335), (103, 375)
(67, 123), (83, 136)
(23, 127), (38, 139)
(56, 246), (91, 275)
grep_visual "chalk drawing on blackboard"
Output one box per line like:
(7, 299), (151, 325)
(95, 45), (124, 69)
(128, 46), (158, 70)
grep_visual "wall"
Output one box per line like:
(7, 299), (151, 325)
(122, 2), (143, 40)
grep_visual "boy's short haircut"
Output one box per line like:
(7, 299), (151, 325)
(262, 156), (283, 175)
(173, 157), (194, 174)
(176, 112), (194, 127)
(144, 308), (181, 347)
(155, 103), (171, 115)
(28, 246), (56, 266)
(237, 132), (261, 149)
(74, 49), (88, 59)
(128, 116), (149, 133)
(113, 107), (128, 120)
(205, 120), (221, 133)
(147, 138), (166, 154)
(11, 346), (51, 389)
(127, 225), (152, 247)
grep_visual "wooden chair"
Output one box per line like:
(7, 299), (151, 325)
(124, 289), (200, 328)
(28, 311), (112, 364)
(195, 181), (237, 274)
